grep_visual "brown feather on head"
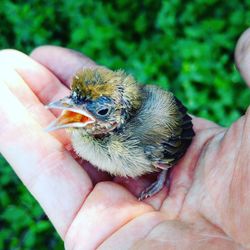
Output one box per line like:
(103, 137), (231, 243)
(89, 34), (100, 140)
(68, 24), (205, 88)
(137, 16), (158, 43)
(71, 68), (117, 100)
(71, 67), (142, 109)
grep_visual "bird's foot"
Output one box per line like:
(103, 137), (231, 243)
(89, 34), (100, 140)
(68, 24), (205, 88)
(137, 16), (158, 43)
(138, 169), (168, 201)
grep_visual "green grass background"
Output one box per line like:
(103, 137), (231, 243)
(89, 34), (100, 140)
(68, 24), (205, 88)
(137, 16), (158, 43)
(0, 0), (250, 249)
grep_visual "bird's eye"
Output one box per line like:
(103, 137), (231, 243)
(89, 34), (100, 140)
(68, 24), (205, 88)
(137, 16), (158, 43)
(86, 96), (114, 121)
(97, 108), (110, 116)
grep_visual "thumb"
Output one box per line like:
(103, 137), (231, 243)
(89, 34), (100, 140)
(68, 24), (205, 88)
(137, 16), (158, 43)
(235, 28), (250, 88)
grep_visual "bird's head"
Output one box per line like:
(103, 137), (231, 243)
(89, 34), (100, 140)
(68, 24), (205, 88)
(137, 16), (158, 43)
(46, 67), (142, 135)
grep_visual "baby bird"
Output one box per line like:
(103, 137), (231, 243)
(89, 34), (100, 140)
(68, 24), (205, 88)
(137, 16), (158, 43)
(46, 67), (195, 200)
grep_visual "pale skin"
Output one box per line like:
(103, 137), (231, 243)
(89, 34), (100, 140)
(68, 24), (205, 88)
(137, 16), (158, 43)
(0, 29), (250, 250)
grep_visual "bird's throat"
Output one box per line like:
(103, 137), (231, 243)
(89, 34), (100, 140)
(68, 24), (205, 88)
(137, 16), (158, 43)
(59, 110), (93, 125)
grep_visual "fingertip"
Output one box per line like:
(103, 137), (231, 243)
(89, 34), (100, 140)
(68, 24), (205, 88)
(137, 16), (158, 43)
(0, 49), (37, 70)
(235, 28), (250, 88)
(0, 48), (25, 58)
(30, 45), (97, 86)
(235, 28), (250, 66)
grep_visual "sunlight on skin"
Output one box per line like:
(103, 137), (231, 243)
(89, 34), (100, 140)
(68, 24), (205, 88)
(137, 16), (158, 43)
(0, 50), (70, 145)
(65, 183), (155, 249)
(0, 28), (249, 249)
(0, 51), (92, 237)
(0, 79), (93, 237)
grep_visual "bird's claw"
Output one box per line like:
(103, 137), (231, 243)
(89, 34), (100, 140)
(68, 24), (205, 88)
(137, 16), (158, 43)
(138, 169), (168, 201)
(138, 180), (164, 201)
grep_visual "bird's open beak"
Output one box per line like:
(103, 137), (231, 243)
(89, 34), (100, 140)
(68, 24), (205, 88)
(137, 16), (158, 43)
(45, 97), (95, 132)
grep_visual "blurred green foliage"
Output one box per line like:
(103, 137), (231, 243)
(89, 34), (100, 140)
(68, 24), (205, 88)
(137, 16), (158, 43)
(0, 0), (250, 249)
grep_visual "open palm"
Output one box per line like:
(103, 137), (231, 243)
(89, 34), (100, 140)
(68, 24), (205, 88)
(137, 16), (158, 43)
(1, 29), (250, 250)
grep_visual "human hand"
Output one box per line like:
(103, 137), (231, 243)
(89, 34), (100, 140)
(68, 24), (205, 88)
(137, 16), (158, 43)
(0, 29), (250, 249)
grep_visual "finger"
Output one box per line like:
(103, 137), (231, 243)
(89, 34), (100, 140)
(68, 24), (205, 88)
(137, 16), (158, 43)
(191, 116), (220, 131)
(196, 110), (250, 247)
(0, 49), (70, 106)
(0, 50), (70, 145)
(64, 182), (154, 249)
(0, 80), (93, 237)
(235, 28), (250, 87)
(31, 45), (97, 86)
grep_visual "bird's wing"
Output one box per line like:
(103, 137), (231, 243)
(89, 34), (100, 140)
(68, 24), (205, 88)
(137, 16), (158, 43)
(127, 85), (195, 169)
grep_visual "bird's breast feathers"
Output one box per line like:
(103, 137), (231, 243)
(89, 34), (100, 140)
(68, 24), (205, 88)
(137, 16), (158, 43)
(71, 130), (154, 177)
